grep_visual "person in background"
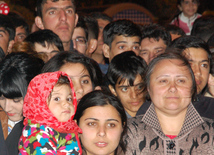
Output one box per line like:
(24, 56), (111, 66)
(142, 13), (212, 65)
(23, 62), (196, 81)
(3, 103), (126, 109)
(42, 51), (103, 104)
(90, 12), (112, 70)
(125, 52), (214, 154)
(171, 0), (201, 35)
(35, 0), (78, 51)
(0, 14), (15, 55)
(19, 71), (82, 154)
(24, 29), (64, 62)
(106, 51), (147, 118)
(7, 12), (30, 43)
(75, 90), (127, 155)
(72, 16), (88, 55)
(139, 24), (171, 64)
(165, 24), (185, 41)
(103, 19), (141, 63)
(0, 52), (43, 155)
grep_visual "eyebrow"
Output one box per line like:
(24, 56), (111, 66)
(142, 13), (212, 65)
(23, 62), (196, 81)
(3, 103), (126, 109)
(188, 59), (209, 63)
(0, 29), (6, 34)
(85, 118), (119, 122)
(156, 75), (188, 79)
(45, 6), (74, 13)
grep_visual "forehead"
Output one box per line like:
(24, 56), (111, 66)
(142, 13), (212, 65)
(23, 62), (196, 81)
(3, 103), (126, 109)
(117, 74), (143, 86)
(141, 38), (166, 48)
(183, 47), (209, 60)
(113, 35), (140, 44)
(73, 27), (86, 38)
(42, 0), (75, 10)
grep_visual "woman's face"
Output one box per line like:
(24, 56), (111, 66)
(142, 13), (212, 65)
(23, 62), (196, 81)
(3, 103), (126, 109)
(148, 59), (193, 115)
(79, 105), (123, 155)
(60, 63), (93, 103)
(183, 47), (210, 94)
(0, 96), (23, 122)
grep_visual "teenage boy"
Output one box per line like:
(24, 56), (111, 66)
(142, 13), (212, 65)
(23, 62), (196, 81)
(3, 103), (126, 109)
(103, 19), (141, 62)
(139, 24), (171, 64)
(106, 51), (147, 118)
(35, 0), (78, 51)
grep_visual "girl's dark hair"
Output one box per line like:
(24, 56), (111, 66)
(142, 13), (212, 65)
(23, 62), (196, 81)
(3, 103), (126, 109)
(42, 51), (103, 88)
(145, 51), (197, 101)
(0, 52), (44, 98)
(75, 90), (127, 153)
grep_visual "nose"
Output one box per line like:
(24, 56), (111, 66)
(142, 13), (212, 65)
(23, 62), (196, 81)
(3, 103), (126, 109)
(59, 9), (67, 21)
(169, 81), (177, 93)
(74, 82), (84, 100)
(97, 125), (106, 137)
(5, 99), (12, 112)
(192, 64), (201, 76)
(130, 87), (137, 99)
(72, 39), (77, 49)
(149, 52), (156, 62)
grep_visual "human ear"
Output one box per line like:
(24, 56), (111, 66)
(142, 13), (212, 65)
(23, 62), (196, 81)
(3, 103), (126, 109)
(109, 85), (117, 96)
(74, 14), (79, 27)
(35, 16), (44, 30)
(178, 5), (182, 11)
(94, 86), (102, 90)
(103, 44), (110, 59)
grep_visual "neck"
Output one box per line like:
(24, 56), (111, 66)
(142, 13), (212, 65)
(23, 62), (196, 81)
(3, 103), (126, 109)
(91, 53), (105, 64)
(63, 42), (70, 51)
(155, 108), (187, 135)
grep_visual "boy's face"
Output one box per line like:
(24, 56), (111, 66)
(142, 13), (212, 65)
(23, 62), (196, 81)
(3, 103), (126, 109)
(34, 42), (60, 62)
(109, 74), (145, 117)
(0, 27), (11, 54)
(48, 84), (74, 122)
(139, 38), (167, 64)
(72, 27), (87, 55)
(103, 35), (140, 62)
(178, 0), (199, 18)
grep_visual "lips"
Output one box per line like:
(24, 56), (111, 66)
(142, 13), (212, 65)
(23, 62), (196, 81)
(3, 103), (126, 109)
(7, 113), (15, 116)
(63, 110), (71, 114)
(95, 142), (108, 147)
(195, 79), (201, 85)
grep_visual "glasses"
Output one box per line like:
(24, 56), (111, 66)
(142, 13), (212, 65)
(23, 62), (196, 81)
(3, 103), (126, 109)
(73, 37), (87, 46)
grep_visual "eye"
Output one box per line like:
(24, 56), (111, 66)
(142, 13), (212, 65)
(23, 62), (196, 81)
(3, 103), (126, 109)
(67, 97), (72, 102)
(88, 122), (96, 126)
(159, 79), (168, 84)
(118, 46), (125, 50)
(201, 63), (209, 68)
(121, 87), (128, 92)
(54, 97), (60, 101)
(156, 49), (164, 54)
(177, 79), (185, 84)
(81, 79), (89, 84)
(0, 96), (5, 100)
(13, 98), (22, 103)
(133, 46), (140, 50)
(136, 83), (144, 90)
(66, 9), (73, 14)
(107, 123), (116, 128)
(48, 10), (55, 15)
(139, 51), (148, 56)
(0, 34), (3, 37)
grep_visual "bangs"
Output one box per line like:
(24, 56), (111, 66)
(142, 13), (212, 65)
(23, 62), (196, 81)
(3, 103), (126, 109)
(117, 74), (136, 86)
(0, 71), (26, 99)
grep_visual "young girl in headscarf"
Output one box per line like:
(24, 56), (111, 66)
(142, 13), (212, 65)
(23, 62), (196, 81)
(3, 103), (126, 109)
(18, 71), (82, 154)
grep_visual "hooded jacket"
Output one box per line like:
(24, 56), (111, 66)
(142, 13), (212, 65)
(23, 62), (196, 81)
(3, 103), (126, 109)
(18, 71), (82, 155)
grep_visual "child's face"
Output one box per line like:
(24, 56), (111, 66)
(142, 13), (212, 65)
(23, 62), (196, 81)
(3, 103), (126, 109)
(178, 0), (199, 18)
(48, 84), (74, 122)
(103, 35), (140, 62)
(109, 74), (145, 117)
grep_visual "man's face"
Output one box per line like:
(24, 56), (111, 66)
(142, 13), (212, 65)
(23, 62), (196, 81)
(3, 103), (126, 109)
(103, 35), (140, 62)
(139, 38), (167, 64)
(0, 27), (10, 54)
(36, 0), (78, 45)
(14, 26), (27, 43)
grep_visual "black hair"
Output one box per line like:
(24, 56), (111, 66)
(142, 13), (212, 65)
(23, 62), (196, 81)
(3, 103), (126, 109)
(75, 15), (88, 42)
(208, 33), (214, 50)
(170, 35), (213, 94)
(36, 0), (76, 18)
(103, 19), (141, 47)
(106, 51), (147, 91)
(83, 15), (99, 40)
(140, 23), (171, 46)
(191, 15), (214, 42)
(165, 24), (185, 36)
(90, 12), (113, 22)
(24, 29), (64, 51)
(42, 51), (103, 88)
(0, 47), (5, 62)
(0, 52), (44, 99)
(145, 51), (197, 101)
(7, 12), (30, 36)
(0, 14), (15, 41)
(74, 90), (127, 154)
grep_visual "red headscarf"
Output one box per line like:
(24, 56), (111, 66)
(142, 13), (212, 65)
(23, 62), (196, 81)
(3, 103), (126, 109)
(23, 71), (82, 134)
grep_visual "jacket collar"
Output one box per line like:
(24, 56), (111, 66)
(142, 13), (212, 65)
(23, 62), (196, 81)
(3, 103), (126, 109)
(142, 103), (204, 138)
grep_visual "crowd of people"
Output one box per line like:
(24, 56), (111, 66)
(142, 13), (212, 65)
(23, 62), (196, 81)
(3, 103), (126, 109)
(0, 0), (214, 154)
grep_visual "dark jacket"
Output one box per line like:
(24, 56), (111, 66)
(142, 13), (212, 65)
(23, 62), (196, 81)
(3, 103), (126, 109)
(0, 122), (8, 155)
